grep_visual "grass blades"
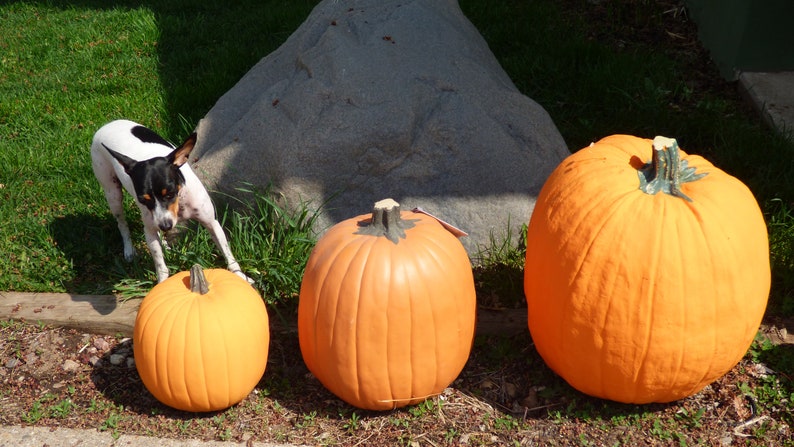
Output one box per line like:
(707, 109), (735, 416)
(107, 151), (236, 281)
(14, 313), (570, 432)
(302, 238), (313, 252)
(162, 187), (321, 305)
(472, 220), (527, 309)
(768, 199), (794, 314)
(1, 3), (161, 293)
(0, 1), (319, 296)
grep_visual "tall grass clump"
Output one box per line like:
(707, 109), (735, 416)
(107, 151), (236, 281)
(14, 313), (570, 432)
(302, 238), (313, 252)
(221, 188), (321, 305)
(472, 221), (528, 309)
(158, 187), (320, 305)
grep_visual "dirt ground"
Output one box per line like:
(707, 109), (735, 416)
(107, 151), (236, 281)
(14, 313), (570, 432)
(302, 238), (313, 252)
(1, 315), (793, 446)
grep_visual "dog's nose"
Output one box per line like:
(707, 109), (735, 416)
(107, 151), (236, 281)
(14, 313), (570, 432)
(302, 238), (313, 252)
(158, 221), (173, 232)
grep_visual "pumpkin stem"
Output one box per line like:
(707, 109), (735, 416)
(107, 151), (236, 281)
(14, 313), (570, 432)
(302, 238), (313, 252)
(638, 136), (707, 202)
(355, 198), (418, 244)
(189, 264), (210, 295)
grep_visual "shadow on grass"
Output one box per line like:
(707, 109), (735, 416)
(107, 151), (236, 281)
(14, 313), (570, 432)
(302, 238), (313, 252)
(38, 0), (319, 130)
(50, 213), (150, 295)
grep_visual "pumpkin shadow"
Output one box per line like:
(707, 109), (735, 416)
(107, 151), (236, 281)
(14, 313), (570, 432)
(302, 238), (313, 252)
(456, 332), (677, 421)
(257, 305), (357, 420)
(89, 338), (239, 422)
(456, 332), (560, 417)
(85, 304), (354, 422)
(88, 338), (172, 416)
(84, 308), (681, 433)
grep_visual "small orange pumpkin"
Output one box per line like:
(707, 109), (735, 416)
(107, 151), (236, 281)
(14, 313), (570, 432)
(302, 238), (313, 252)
(524, 135), (770, 404)
(298, 199), (476, 410)
(133, 265), (270, 412)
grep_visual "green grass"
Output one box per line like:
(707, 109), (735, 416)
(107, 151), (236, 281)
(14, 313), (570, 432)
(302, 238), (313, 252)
(0, 0), (792, 318)
(0, 1), (319, 297)
(166, 186), (321, 305)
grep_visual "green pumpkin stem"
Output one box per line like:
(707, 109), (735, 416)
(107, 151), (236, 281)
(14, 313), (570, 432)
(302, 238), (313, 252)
(355, 198), (417, 244)
(189, 264), (210, 294)
(638, 136), (707, 202)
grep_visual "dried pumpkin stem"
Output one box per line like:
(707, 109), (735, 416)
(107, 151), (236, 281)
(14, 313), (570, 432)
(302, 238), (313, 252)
(355, 198), (417, 244)
(189, 264), (210, 294)
(638, 136), (707, 202)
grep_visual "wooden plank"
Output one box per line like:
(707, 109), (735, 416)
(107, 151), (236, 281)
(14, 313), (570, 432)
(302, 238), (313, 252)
(0, 290), (528, 338)
(476, 307), (527, 336)
(0, 292), (138, 336)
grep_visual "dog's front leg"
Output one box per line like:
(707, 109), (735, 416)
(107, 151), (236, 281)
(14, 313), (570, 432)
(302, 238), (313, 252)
(143, 224), (170, 283)
(96, 169), (136, 261)
(203, 219), (253, 284)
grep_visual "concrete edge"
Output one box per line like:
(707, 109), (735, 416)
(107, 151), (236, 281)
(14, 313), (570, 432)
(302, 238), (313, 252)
(738, 71), (794, 140)
(0, 425), (302, 447)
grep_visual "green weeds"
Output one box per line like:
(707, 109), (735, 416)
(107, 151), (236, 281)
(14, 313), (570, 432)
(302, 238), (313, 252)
(22, 392), (76, 422)
(22, 400), (47, 424)
(296, 410), (317, 429)
(408, 398), (441, 419)
(342, 411), (361, 433)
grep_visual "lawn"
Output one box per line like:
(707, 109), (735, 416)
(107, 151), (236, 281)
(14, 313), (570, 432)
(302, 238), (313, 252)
(1, 0), (793, 445)
(0, 0), (321, 299)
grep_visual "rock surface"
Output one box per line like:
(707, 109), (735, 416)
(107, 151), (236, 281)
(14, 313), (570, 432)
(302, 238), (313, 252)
(192, 0), (569, 252)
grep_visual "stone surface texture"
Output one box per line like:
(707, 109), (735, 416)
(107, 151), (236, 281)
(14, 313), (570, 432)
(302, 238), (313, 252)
(191, 0), (569, 252)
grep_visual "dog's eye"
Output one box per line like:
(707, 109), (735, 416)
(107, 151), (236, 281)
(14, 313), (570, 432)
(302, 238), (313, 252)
(138, 194), (155, 208)
(160, 188), (177, 201)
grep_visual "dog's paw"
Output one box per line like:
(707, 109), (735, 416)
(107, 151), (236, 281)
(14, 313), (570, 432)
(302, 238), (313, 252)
(123, 246), (137, 262)
(233, 269), (255, 285)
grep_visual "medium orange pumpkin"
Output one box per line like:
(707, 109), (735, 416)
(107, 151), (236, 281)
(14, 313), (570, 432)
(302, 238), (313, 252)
(524, 135), (770, 404)
(133, 265), (270, 412)
(298, 199), (476, 410)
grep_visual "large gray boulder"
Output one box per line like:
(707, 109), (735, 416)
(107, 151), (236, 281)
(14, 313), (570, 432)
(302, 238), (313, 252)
(192, 0), (569, 254)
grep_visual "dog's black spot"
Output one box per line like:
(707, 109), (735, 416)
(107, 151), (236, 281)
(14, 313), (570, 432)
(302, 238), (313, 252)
(131, 125), (174, 148)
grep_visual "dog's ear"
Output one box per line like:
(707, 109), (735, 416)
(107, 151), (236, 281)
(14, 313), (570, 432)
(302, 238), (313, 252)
(103, 144), (138, 174)
(169, 133), (197, 167)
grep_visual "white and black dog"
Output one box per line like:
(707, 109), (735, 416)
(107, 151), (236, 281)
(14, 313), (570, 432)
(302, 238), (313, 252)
(91, 119), (250, 283)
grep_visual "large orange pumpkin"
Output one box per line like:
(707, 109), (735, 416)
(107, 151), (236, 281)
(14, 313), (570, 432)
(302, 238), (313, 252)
(133, 265), (270, 412)
(524, 135), (770, 404)
(298, 199), (476, 410)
